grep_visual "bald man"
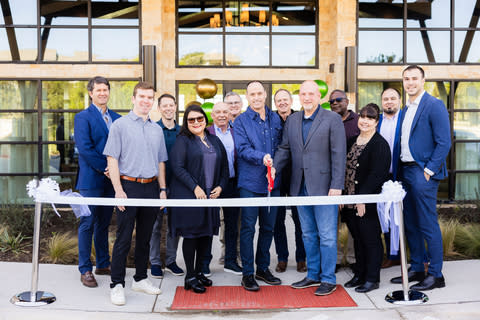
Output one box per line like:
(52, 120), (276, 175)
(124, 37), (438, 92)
(273, 80), (346, 296)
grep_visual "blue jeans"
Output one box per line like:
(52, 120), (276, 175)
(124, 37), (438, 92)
(78, 188), (114, 274)
(402, 165), (443, 278)
(239, 187), (279, 276)
(296, 183), (338, 284)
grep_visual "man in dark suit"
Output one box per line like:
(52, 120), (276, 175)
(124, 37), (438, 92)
(378, 88), (403, 268)
(391, 65), (451, 290)
(273, 80), (346, 296)
(74, 76), (121, 287)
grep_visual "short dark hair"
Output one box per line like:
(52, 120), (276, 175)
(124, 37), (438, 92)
(402, 65), (425, 78)
(274, 89), (292, 100)
(133, 81), (154, 97)
(381, 87), (401, 98)
(179, 104), (209, 138)
(87, 76), (110, 92)
(359, 103), (381, 121)
(158, 93), (176, 105)
(330, 89), (347, 98)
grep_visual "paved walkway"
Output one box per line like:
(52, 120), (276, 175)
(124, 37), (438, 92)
(1, 214), (479, 319)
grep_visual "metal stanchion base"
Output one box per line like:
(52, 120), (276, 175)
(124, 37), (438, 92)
(10, 291), (56, 307)
(385, 290), (428, 305)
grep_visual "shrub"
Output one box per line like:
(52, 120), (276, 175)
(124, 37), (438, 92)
(0, 226), (31, 255)
(454, 223), (480, 258)
(439, 218), (460, 258)
(338, 223), (349, 266)
(44, 232), (78, 264)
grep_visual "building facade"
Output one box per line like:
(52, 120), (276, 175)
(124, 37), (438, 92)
(0, 0), (479, 203)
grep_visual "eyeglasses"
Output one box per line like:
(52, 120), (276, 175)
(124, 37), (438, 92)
(187, 116), (205, 124)
(328, 97), (345, 104)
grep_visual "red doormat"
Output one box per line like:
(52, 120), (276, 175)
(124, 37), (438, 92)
(171, 285), (357, 310)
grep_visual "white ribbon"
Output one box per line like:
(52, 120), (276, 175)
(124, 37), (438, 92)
(27, 178), (406, 208)
(26, 178), (61, 217)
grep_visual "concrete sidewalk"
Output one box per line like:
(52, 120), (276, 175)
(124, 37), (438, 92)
(1, 215), (479, 319)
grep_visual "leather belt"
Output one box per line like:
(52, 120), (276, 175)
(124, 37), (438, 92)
(120, 175), (157, 184)
(401, 161), (417, 166)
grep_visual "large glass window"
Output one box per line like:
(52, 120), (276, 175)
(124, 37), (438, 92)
(0, 0), (140, 63)
(177, 0), (317, 67)
(359, 0), (480, 64)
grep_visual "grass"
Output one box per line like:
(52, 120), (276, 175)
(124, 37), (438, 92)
(439, 218), (460, 258)
(44, 232), (78, 264)
(454, 224), (480, 258)
(0, 226), (31, 255)
(338, 223), (349, 265)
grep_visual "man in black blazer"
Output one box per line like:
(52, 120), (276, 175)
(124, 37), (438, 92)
(273, 80), (346, 296)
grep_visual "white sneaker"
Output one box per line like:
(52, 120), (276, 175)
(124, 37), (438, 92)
(110, 284), (126, 306)
(131, 278), (162, 295)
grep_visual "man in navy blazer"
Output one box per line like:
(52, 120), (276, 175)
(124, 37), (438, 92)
(391, 65), (451, 291)
(378, 88), (402, 268)
(74, 76), (121, 287)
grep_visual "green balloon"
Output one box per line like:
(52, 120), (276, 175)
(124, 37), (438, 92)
(315, 80), (329, 99)
(321, 102), (331, 110)
(201, 102), (214, 124)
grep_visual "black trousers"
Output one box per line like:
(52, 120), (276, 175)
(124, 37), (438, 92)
(110, 180), (159, 288)
(183, 236), (211, 279)
(343, 207), (383, 283)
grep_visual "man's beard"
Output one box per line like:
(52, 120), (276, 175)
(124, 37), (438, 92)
(384, 108), (396, 115)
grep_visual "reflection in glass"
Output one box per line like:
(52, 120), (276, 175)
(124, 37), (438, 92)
(43, 143), (77, 175)
(272, 35), (314, 66)
(109, 81), (139, 110)
(0, 28), (37, 61)
(454, 82), (480, 110)
(455, 0), (478, 28)
(3, 0), (37, 25)
(225, 1), (270, 33)
(271, 1), (316, 32)
(42, 28), (88, 61)
(454, 112), (480, 140)
(0, 81), (38, 110)
(178, 0), (223, 32)
(455, 173), (480, 200)
(0, 176), (35, 204)
(358, 0), (403, 28)
(0, 113), (38, 142)
(40, 0), (88, 26)
(92, 1), (139, 26)
(359, 31), (403, 63)
(455, 31), (480, 63)
(425, 81), (450, 108)
(406, 0), (450, 28)
(177, 83), (224, 113)
(92, 29), (139, 61)
(226, 35), (268, 66)
(178, 34), (223, 66)
(42, 112), (76, 143)
(271, 83), (301, 111)
(42, 81), (89, 110)
(456, 143), (480, 170)
(0, 144), (37, 173)
(407, 31), (450, 63)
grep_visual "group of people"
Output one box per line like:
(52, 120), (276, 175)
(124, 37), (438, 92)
(74, 64), (450, 306)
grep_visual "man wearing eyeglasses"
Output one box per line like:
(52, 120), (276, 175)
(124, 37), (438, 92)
(329, 89), (360, 140)
(224, 91), (243, 123)
(234, 81), (283, 291)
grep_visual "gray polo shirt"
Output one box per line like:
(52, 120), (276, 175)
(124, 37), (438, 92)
(103, 111), (168, 178)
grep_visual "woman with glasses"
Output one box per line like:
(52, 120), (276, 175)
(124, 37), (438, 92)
(169, 104), (229, 293)
(340, 103), (391, 293)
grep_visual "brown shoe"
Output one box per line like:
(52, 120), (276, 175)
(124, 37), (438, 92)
(95, 265), (111, 275)
(297, 261), (307, 272)
(275, 261), (287, 273)
(81, 271), (98, 287)
(381, 259), (400, 269)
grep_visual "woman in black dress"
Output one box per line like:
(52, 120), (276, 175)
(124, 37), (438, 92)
(341, 103), (391, 293)
(169, 104), (229, 293)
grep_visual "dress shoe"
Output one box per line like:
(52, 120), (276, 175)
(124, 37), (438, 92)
(297, 261), (307, 273)
(291, 277), (321, 289)
(390, 270), (425, 284)
(95, 265), (111, 275)
(255, 269), (281, 285)
(185, 277), (206, 293)
(344, 276), (364, 288)
(242, 275), (260, 291)
(355, 281), (379, 293)
(196, 273), (213, 287)
(275, 261), (287, 273)
(314, 282), (337, 296)
(381, 259), (400, 269)
(410, 274), (445, 291)
(81, 271), (98, 287)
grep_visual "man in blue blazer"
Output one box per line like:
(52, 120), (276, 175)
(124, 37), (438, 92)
(74, 76), (121, 287)
(391, 65), (451, 291)
(378, 88), (402, 268)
